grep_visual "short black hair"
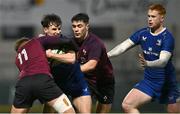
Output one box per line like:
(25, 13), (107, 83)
(41, 14), (62, 27)
(71, 13), (89, 23)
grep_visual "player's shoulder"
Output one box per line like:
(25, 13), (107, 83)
(163, 28), (173, 36)
(88, 33), (107, 50)
(136, 27), (149, 33)
(90, 32), (102, 39)
(162, 28), (174, 39)
(88, 33), (104, 44)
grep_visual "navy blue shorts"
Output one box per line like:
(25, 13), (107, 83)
(52, 63), (90, 98)
(134, 79), (179, 104)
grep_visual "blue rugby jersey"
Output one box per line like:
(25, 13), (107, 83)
(130, 27), (175, 82)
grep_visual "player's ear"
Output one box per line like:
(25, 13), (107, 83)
(160, 15), (164, 23)
(86, 24), (89, 30)
(43, 27), (48, 33)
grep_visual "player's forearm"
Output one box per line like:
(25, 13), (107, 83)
(47, 51), (76, 64)
(80, 65), (94, 73)
(80, 60), (97, 73)
(107, 39), (134, 58)
(146, 51), (171, 68)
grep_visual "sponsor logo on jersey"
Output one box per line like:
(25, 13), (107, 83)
(143, 47), (159, 56)
(142, 36), (147, 41)
(148, 47), (152, 51)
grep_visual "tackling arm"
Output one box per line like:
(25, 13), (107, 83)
(46, 49), (76, 64)
(80, 60), (98, 73)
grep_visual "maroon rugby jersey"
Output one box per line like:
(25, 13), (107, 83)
(15, 38), (51, 79)
(15, 36), (74, 79)
(76, 33), (114, 85)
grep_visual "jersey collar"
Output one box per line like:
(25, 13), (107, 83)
(150, 27), (166, 36)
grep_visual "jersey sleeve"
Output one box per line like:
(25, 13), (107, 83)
(161, 33), (174, 53)
(129, 30), (142, 45)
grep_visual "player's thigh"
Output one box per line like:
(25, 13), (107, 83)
(73, 95), (92, 113)
(123, 88), (152, 107)
(167, 102), (180, 113)
(13, 76), (35, 108)
(96, 103), (112, 113)
(37, 74), (63, 103)
(47, 93), (73, 113)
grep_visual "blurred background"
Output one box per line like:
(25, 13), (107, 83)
(0, 0), (180, 113)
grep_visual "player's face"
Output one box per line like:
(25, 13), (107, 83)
(44, 23), (61, 36)
(72, 21), (89, 40)
(148, 10), (164, 29)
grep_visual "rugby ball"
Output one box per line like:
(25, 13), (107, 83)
(49, 49), (65, 66)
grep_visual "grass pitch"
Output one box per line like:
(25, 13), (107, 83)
(0, 105), (43, 113)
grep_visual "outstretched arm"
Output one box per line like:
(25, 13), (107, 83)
(139, 51), (171, 68)
(38, 36), (78, 51)
(107, 39), (135, 58)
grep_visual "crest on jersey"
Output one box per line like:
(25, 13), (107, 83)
(80, 49), (87, 64)
(156, 39), (162, 46)
(83, 49), (87, 55)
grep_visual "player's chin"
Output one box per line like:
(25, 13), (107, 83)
(75, 35), (81, 39)
(148, 24), (153, 28)
(54, 34), (60, 37)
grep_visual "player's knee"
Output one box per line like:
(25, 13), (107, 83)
(167, 103), (179, 113)
(11, 105), (28, 113)
(52, 94), (74, 113)
(122, 100), (133, 112)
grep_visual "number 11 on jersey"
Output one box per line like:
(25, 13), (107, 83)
(18, 49), (28, 64)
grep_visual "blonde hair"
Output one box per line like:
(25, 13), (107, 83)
(14, 37), (29, 52)
(149, 4), (166, 16)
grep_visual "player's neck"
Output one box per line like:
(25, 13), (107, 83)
(19, 41), (29, 49)
(77, 31), (89, 44)
(79, 31), (89, 43)
(83, 31), (89, 40)
(151, 25), (165, 35)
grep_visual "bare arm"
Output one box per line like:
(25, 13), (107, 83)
(107, 39), (135, 58)
(80, 60), (98, 73)
(139, 51), (171, 68)
(46, 49), (75, 64)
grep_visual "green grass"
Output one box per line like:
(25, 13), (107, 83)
(0, 103), (97, 113)
(0, 105), (43, 113)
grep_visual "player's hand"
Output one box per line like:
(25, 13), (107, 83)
(138, 54), (147, 68)
(107, 52), (111, 58)
(46, 49), (53, 58)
